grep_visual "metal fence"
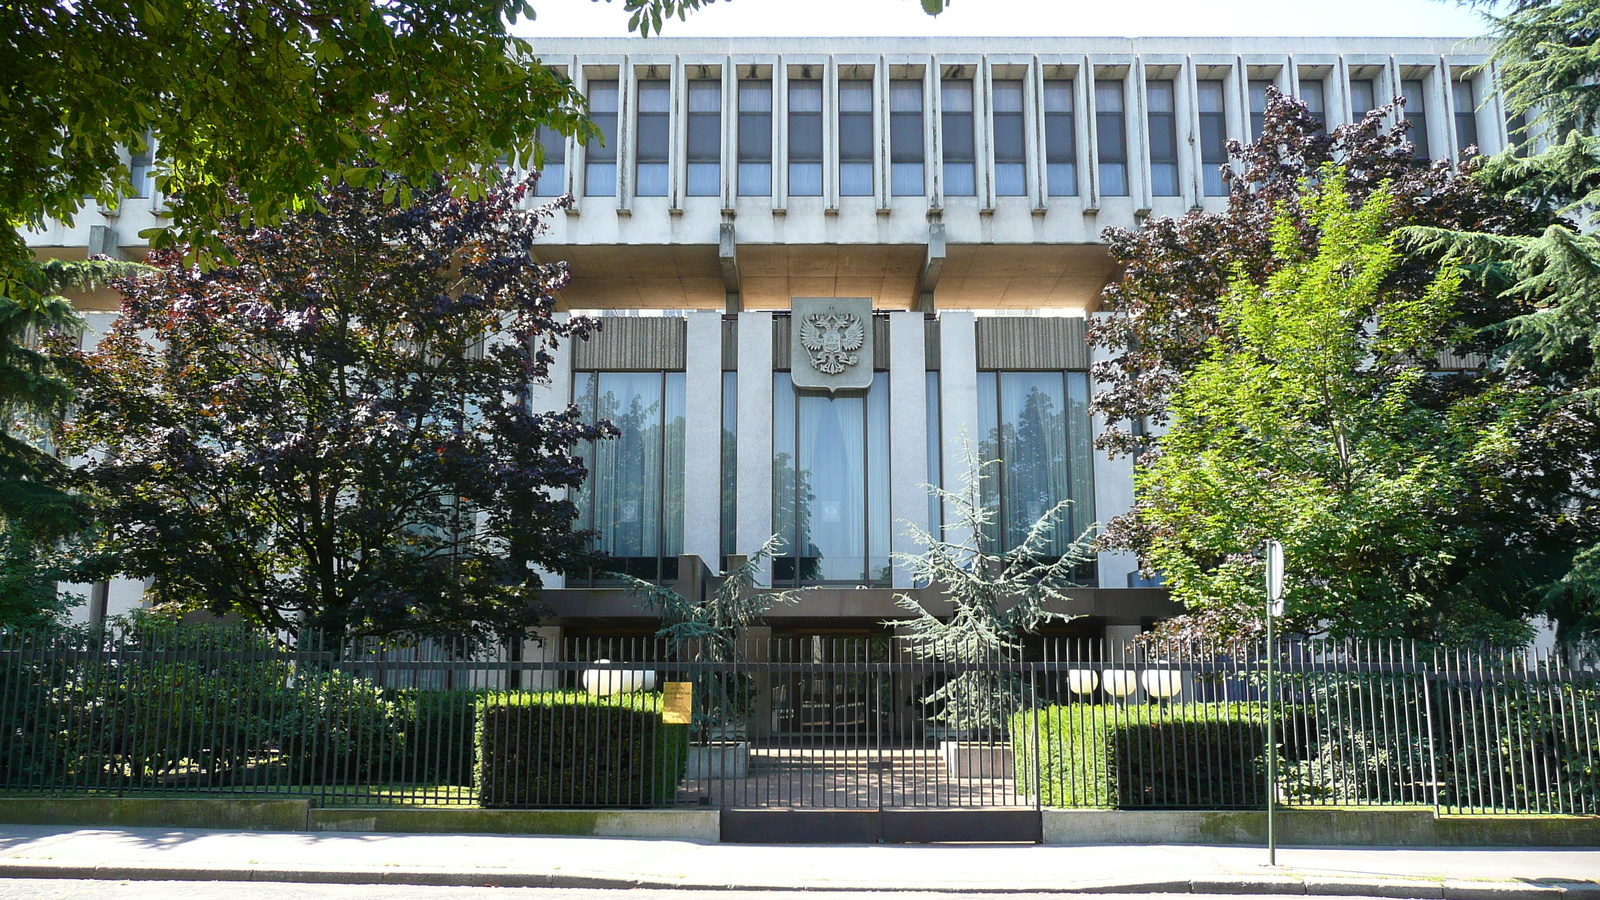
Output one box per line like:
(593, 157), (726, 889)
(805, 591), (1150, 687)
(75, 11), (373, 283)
(1, 625), (1595, 814)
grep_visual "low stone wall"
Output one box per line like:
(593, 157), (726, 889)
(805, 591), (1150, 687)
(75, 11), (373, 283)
(1041, 809), (1600, 846)
(308, 808), (719, 841)
(0, 798), (310, 832)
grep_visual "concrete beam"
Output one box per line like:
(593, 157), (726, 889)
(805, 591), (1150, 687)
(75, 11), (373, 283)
(915, 222), (946, 313)
(719, 221), (741, 313)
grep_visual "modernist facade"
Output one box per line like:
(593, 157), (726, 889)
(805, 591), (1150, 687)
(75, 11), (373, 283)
(29, 36), (1509, 648)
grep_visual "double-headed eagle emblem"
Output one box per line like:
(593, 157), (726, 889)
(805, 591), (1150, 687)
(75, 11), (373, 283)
(798, 310), (866, 376)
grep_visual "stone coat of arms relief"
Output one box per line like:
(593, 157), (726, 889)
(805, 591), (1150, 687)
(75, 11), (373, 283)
(789, 297), (874, 393)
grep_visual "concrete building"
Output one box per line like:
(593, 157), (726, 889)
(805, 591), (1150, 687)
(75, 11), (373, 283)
(29, 36), (1509, 650)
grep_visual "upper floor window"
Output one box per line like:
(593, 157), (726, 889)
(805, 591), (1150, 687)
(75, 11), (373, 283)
(533, 123), (567, 197)
(977, 370), (1095, 571)
(789, 79), (823, 196)
(129, 131), (153, 199)
(1248, 78), (1272, 139)
(890, 79), (925, 196)
(1043, 80), (1076, 196)
(1300, 79), (1327, 132)
(993, 79), (1026, 196)
(585, 79), (619, 197)
(687, 80), (721, 196)
(1146, 80), (1178, 196)
(738, 79), (773, 196)
(1095, 79), (1128, 197)
(839, 79), (874, 196)
(941, 78), (976, 197)
(1197, 80), (1228, 197)
(635, 79), (670, 197)
(1402, 79), (1430, 159)
(573, 371), (686, 585)
(1453, 79), (1479, 156)
(1350, 78), (1377, 122)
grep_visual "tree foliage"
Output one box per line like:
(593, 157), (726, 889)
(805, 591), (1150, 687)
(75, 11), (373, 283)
(1089, 90), (1547, 458)
(893, 445), (1093, 732)
(1395, 0), (1600, 641)
(56, 173), (602, 645)
(1131, 172), (1539, 645)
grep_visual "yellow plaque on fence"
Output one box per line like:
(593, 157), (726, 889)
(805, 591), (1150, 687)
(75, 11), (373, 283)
(662, 682), (693, 725)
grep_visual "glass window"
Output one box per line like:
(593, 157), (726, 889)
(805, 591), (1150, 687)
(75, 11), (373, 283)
(838, 79), (873, 197)
(925, 371), (942, 538)
(1403, 79), (1430, 159)
(942, 78), (976, 197)
(721, 370), (737, 563)
(687, 80), (721, 196)
(128, 131), (153, 199)
(573, 371), (686, 584)
(533, 123), (566, 197)
(993, 79), (1026, 196)
(1146, 80), (1178, 197)
(635, 79), (670, 197)
(890, 79), (925, 196)
(1350, 78), (1377, 122)
(738, 79), (773, 196)
(585, 80), (618, 197)
(1095, 79), (1127, 197)
(977, 371), (1096, 568)
(772, 373), (890, 585)
(1198, 80), (1228, 197)
(1248, 78), (1272, 140)
(1044, 80), (1076, 196)
(1301, 79), (1326, 132)
(788, 79), (823, 196)
(1453, 79), (1479, 156)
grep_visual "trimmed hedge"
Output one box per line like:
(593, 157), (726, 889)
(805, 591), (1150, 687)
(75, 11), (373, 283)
(475, 691), (688, 808)
(1013, 703), (1273, 808)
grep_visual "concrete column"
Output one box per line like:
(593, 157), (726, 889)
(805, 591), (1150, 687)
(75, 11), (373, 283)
(888, 311), (928, 589)
(683, 312), (723, 568)
(529, 312), (574, 590)
(1104, 624), (1143, 662)
(736, 312), (774, 584)
(522, 626), (564, 692)
(1089, 311), (1139, 590)
(938, 311), (978, 549)
(745, 625), (774, 739)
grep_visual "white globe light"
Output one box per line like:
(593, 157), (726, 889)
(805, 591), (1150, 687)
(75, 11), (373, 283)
(1066, 669), (1100, 694)
(1141, 668), (1183, 699)
(1101, 669), (1139, 698)
(581, 660), (658, 696)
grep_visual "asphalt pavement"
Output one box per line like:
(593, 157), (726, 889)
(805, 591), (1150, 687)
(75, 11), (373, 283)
(0, 825), (1596, 896)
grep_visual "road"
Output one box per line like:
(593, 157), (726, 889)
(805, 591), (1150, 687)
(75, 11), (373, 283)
(0, 886), (1415, 900)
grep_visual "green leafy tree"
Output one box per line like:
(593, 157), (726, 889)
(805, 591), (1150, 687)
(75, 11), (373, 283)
(56, 173), (603, 646)
(1402, 0), (1600, 641)
(893, 444), (1093, 735)
(1135, 170), (1536, 644)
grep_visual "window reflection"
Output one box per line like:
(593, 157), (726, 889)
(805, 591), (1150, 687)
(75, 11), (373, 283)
(772, 373), (890, 585)
(977, 371), (1095, 571)
(573, 371), (686, 583)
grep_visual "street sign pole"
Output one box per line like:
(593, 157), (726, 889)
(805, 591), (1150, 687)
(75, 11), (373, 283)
(1264, 540), (1284, 867)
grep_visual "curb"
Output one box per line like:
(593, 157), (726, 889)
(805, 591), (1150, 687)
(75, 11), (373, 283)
(0, 862), (1597, 896)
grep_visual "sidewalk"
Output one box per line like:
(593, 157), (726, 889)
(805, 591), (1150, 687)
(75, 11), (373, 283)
(0, 825), (1597, 895)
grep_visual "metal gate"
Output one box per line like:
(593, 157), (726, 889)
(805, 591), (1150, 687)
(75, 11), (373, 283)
(692, 635), (1044, 843)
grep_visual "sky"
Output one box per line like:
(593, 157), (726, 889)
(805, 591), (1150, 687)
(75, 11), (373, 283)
(512, 0), (1493, 39)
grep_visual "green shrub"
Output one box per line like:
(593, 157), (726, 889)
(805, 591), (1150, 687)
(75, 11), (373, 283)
(276, 671), (404, 784)
(476, 691), (688, 808)
(1014, 703), (1273, 808)
(392, 689), (482, 785)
